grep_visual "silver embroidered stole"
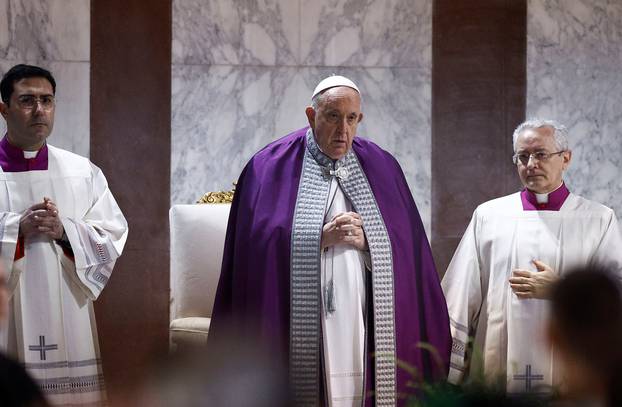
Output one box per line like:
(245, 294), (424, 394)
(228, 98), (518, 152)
(290, 129), (396, 406)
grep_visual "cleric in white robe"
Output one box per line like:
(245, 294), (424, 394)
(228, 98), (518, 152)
(0, 64), (128, 406)
(441, 118), (622, 394)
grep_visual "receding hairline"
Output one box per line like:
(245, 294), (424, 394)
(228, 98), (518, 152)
(518, 124), (555, 138)
(512, 118), (569, 152)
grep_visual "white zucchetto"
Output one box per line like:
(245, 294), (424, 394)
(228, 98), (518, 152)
(311, 75), (360, 99)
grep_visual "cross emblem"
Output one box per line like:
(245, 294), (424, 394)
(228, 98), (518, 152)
(513, 364), (544, 391)
(28, 335), (58, 361)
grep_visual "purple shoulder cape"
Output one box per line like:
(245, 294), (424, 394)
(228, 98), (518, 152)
(209, 127), (450, 403)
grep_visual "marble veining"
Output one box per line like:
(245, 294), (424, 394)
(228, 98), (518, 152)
(171, 65), (301, 204)
(0, 0), (89, 62)
(172, 65), (431, 232)
(300, 0), (431, 68)
(0, 0), (90, 157)
(172, 0), (433, 232)
(173, 0), (299, 66)
(527, 0), (622, 215)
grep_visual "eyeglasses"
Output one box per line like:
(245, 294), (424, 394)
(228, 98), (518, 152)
(512, 151), (565, 166)
(15, 95), (55, 111)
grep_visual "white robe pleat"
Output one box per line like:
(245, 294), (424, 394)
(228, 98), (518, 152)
(321, 178), (367, 406)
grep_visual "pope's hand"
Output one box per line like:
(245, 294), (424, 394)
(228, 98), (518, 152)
(321, 212), (367, 251)
(19, 197), (64, 240)
(509, 260), (558, 300)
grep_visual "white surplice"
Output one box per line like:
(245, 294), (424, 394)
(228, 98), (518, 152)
(320, 178), (368, 406)
(442, 191), (622, 393)
(0, 144), (128, 406)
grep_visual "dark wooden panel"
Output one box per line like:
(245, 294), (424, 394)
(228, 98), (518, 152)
(90, 0), (171, 401)
(432, 0), (526, 276)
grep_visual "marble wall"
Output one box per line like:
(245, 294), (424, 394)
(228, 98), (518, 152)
(528, 0), (622, 214)
(0, 0), (90, 156)
(172, 0), (433, 232)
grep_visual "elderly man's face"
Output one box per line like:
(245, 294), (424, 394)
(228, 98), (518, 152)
(0, 77), (55, 150)
(515, 126), (571, 194)
(305, 87), (363, 160)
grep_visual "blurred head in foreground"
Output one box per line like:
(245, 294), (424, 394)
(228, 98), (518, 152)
(131, 327), (290, 407)
(548, 265), (622, 406)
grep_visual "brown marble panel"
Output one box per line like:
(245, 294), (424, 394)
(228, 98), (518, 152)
(432, 0), (526, 276)
(90, 0), (171, 402)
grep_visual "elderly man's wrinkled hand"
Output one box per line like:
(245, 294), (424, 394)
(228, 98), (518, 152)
(321, 211), (367, 251)
(19, 197), (64, 240)
(509, 260), (558, 300)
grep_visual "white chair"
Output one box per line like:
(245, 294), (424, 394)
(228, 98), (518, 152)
(169, 199), (231, 350)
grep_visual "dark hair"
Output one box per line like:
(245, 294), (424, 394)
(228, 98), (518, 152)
(550, 266), (622, 407)
(0, 64), (56, 104)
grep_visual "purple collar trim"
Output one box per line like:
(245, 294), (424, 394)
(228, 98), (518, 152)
(0, 135), (48, 172)
(520, 183), (570, 211)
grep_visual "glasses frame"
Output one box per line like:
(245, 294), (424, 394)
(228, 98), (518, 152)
(15, 95), (56, 111)
(512, 150), (566, 166)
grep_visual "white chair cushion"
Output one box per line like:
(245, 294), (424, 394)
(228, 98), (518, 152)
(170, 317), (211, 347)
(170, 316), (211, 332)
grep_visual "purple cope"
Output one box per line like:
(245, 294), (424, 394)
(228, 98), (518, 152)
(209, 127), (451, 405)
